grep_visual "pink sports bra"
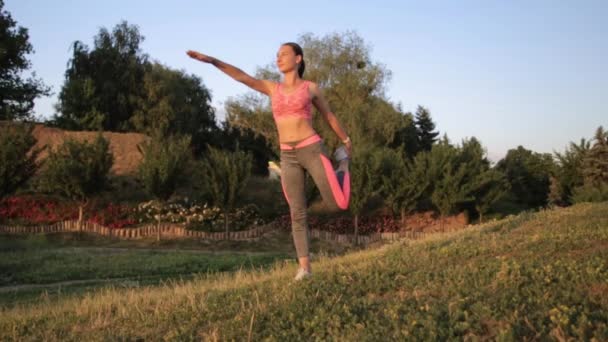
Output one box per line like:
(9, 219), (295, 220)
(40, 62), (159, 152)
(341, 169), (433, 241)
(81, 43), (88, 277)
(271, 80), (312, 121)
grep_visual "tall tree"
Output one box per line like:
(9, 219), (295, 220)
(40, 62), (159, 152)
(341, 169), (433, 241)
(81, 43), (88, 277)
(217, 121), (276, 175)
(0, 0), (50, 120)
(53, 21), (148, 131)
(349, 146), (387, 241)
(554, 138), (590, 205)
(415, 105), (439, 152)
(582, 126), (608, 186)
(131, 62), (218, 155)
(496, 146), (555, 209)
(380, 147), (430, 227)
(389, 109), (420, 158)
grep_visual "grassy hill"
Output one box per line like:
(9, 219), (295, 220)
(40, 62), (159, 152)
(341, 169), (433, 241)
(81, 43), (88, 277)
(1, 202), (607, 340)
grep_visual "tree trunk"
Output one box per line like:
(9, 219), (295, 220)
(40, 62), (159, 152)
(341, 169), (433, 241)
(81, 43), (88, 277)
(78, 204), (83, 232)
(224, 210), (229, 234)
(157, 215), (161, 242)
(479, 211), (484, 224)
(354, 214), (359, 245)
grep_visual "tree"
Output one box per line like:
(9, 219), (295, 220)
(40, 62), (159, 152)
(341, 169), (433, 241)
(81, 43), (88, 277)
(0, 0), (50, 120)
(582, 126), (608, 186)
(38, 134), (114, 224)
(430, 147), (474, 228)
(349, 146), (387, 241)
(138, 132), (192, 201)
(495, 146), (555, 209)
(199, 145), (253, 233)
(570, 126), (608, 204)
(131, 62), (218, 155)
(554, 138), (590, 205)
(0, 122), (41, 200)
(380, 147), (429, 228)
(53, 21), (148, 131)
(415, 105), (439, 152)
(216, 121), (276, 176)
(389, 110), (419, 158)
(471, 169), (509, 223)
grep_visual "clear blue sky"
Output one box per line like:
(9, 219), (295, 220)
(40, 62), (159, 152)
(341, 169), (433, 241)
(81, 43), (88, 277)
(7, 0), (607, 162)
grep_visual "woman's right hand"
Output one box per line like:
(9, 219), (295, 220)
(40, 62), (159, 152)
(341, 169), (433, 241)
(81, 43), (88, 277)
(186, 50), (214, 63)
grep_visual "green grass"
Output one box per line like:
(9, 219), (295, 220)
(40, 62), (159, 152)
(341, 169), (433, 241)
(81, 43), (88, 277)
(1, 202), (607, 340)
(0, 230), (356, 309)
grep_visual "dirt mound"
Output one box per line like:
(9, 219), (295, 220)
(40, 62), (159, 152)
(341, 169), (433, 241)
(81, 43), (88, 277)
(403, 211), (468, 232)
(29, 124), (149, 176)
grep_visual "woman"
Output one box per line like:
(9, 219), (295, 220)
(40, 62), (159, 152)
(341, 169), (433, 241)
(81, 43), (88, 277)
(187, 42), (352, 281)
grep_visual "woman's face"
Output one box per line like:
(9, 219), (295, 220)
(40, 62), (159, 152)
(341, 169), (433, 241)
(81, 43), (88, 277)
(276, 45), (301, 74)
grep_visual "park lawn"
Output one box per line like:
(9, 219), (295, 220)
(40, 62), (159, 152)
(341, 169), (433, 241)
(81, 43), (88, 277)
(0, 202), (606, 340)
(0, 229), (355, 308)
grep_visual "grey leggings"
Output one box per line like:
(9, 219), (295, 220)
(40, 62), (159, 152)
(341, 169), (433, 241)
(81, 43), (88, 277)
(279, 134), (351, 258)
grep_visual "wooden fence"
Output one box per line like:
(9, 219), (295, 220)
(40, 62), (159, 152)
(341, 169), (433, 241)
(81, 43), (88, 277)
(0, 221), (431, 245)
(0, 220), (277, 241)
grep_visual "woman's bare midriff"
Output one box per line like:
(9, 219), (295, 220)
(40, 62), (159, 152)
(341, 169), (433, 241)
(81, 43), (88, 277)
(276, 116), (317, 143)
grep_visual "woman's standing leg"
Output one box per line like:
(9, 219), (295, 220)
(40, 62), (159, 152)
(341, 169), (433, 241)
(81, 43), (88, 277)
(279, 149), (312, 273)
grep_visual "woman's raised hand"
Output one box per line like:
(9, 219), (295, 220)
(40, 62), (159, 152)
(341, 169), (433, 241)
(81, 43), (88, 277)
(186, 50), (214, 63)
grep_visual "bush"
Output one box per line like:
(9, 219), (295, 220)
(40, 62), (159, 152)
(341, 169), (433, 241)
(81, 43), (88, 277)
(571, 183), (608, 203)
(199, 145), (253, 233)
(138, 133), (192, 201)
(37, 134), (113, 203)
(0, 123), (41, 201)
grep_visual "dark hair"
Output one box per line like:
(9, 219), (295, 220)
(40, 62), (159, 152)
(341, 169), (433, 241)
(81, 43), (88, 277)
(282, 42), (305, 78)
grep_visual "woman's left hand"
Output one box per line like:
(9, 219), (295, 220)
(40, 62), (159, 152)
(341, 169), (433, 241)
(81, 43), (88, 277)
(345, 140), (352, 158)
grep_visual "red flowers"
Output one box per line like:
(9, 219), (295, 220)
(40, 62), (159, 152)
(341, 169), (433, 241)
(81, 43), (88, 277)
(0, 196), (79, 224)
(0, 196), (135, 228)
(275, 214), (402, 235)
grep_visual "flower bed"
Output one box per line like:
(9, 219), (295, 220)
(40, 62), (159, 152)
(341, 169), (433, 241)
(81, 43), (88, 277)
(0, 196), (135, 228)
(1, 196), (269, 232)
(274, 214), (402, 235)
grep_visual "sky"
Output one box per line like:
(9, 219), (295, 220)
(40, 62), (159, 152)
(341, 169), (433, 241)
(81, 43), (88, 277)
(6, 0), (607, 162)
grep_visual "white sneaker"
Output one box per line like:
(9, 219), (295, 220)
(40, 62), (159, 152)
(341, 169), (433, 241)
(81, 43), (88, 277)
(268, 161), (281, 177)
(294, 267), (312, 281)
(333, 146), (349, 162)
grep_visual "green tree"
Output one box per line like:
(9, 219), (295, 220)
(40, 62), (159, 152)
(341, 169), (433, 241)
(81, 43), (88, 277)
(0, 0), (50, 120)
(380, 147), (429, 228)
(582, 126), (608, 186)
(199, 145), (253, 233)
(138, 133), (192, 201)
(471, 169), (509, 223)
(38, 134), (113, 224)
(389, 109), (419, 158)
(496, 146), (555, 209)
(570, 126), (608, 204)
(349, 146), (388, 241)
(429, 144), (474, 227)
(415, 105), (439, 152)
(217, 121), (276, 176)
(53, 21), (148, 131)
(0, 122), (41, 200)
(131, 62), (218, 155)
(225, 93), (279, 156)
(554, 138), (590, 205)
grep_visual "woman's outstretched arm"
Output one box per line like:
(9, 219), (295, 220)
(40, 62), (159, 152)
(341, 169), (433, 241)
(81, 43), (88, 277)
(187, 50), (274, 96)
